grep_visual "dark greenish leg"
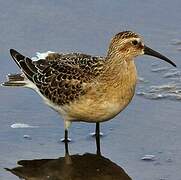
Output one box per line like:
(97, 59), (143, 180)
(61, 129), (71, 143)
(95, 122), (101, 155)
(64, 130), (72, 165)
(64, 130), (69, 154)
(90, 123), (103, 137)
(61, 130), (71, 155)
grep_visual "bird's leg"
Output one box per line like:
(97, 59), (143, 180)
(61, 120), (72, 142)
(64, 130), (72, 165)
(95, 122), (101, 155)
(90, 122), (103, 137)
(64, 130), (69, 154)
(61, 129), (71, 142)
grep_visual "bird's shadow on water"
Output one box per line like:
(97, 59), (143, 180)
(5, 152), (132, 180)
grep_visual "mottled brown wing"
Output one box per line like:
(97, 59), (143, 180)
(32, 53), (105, 105)
(9, 49), (105, 105)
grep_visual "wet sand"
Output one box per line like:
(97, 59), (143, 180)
(0, 0), (181, 179)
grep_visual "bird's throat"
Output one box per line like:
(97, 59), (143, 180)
(99, 57), (137, 85)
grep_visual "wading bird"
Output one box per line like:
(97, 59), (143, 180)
(2, 31), (176, 154)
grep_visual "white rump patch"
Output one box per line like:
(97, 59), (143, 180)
(31, 51), (55, 61)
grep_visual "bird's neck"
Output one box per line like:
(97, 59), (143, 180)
(99, 55), (137, 84)
(93, 55), (137, 109)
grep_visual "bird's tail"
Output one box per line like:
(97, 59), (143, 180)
(9, 49), (37, 82)
(1, 73), (26, 87)
(2, 49), (38, 87)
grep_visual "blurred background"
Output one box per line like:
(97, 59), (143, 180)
(0, 0), (181, 179)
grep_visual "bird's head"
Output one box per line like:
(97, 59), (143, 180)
(108, 31), (176, 67)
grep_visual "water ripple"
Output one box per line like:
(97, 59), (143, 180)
(137, 68), (181, 101)
(151, 67), (169, 73)
(137, 82), (181, 100)
(170, 39), (181, 46)
(163, 70), (181, 78)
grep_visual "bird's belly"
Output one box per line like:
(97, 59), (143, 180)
(63, 86), (135, 122)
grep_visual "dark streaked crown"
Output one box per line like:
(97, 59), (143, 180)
(114, 31), (139, 40)
(107, 31), (141, 56)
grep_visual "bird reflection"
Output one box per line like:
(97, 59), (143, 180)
(5, 152), (132, 180)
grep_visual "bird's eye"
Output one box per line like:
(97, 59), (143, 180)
(132, 40), (138, 45)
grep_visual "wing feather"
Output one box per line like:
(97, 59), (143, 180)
(10, 49), (105, 105)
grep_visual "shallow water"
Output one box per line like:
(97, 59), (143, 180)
(0, 0), (181, 180)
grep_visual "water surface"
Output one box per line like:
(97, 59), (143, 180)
(0, 0), (181, 179)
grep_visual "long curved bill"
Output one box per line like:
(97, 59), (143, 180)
(144, 46), (176, 67)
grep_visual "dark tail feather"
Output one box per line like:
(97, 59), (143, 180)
(1, 73), (26, 87)
(10, 49), (37, 81)
(10, 49), (25, 68)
